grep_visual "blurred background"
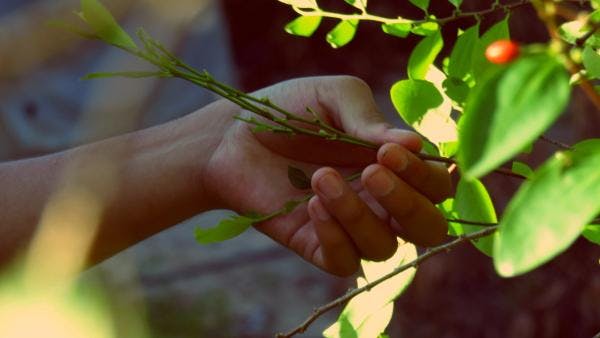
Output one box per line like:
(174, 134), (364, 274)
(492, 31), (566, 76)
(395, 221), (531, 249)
(0, 0), (599, 337)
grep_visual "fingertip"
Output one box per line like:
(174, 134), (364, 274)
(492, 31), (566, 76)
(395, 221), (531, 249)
(383, 129), (422, 152)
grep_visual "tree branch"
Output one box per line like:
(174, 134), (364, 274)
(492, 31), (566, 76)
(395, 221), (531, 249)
(276, 226), (498, 338)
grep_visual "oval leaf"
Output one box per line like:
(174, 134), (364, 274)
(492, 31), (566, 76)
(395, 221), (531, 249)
(326, 19), (359, 48)
(81, 0), (137, 50)
(287, 165), (311, 190)
(458, 54), (570, 179)
(381, 22), (412, 38)
(284, 15), (322, 37)
(408, 30), (443, 80)
(195, 214), (256, 244)
(494, 139), (600, 277)
(453, 178), (497, 256)
(511, 161), (533, 178)
(390, 79), (443, 125)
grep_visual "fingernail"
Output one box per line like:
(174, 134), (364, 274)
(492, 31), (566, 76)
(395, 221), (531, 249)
(311, 200), (331, 222)
(381, 145), (408, 172)
(366, 170), (394, 197)
(317, 173), (344, 200)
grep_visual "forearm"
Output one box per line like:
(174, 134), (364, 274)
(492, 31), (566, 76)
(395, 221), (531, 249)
(0, 99), (234, 267)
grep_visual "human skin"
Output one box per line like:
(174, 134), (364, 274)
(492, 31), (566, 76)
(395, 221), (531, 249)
(0, 76), (451, 276)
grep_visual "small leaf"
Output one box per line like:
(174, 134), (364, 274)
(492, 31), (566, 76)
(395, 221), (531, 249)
(582, 46), (600, 79)
(494, 139), (600, 277)
(408, 30), (443, 80)
(80, 0), (137, 50)
(458, 54), (570, 179)
(582, 224), (600, 245)
(411, 21), (439, 36)
(195, 214), (256, 244)
(390, 79), (443, 125)
(448, 24), (479, 80)
(284, 15), (322, 37)
(288, 165), (311, 190)
(345, 0), (367, 11)
(326, 19), (359, 48)
(409, 0), (430, 12)
(83, 71), (167, 79)
(453, 178), (497, 256)
(511, 161), (533, 178)
(448, 0), (463, 8)
(381, 22), (412, 38)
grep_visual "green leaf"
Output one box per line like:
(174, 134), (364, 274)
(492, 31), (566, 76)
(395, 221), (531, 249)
(345, 0), (367, 11)
(408, 30), (443, 80)
(195, 214), (257, 244)
(511, 161), (533, 178)
(458, 54), (570, 179)
(411, 21), (439, 36)
(390, 79), (443, 125)
(494, 139), (600, 277)
(288, 165), (311, 189)
(448, 0), (463, 8)
(453, 178), (497, 256)
(83, 71), (167, 79)
(439, 140), (459, 158)
(80, 0), (137, 50)
(324, 242), (417, 338)
(409, 0), (430, 12)
(381, 22), (412, 38)
(442, 77), (470, 106)
(284, 15), (322, 37)
(326, 19), (359, 48)
(448, 24), (479, 80)
(582, 224), (600, 245)
(582, 46), (600, 79)
(472, 17), (510, 80)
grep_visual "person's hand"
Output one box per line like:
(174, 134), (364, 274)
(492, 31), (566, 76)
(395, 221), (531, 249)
(202, 76), (451, 276)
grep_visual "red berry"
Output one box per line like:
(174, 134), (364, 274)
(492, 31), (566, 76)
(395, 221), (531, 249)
(485, 40), (520, 64)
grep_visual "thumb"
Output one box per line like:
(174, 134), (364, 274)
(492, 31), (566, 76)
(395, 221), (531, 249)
(316, 76), (422, 152)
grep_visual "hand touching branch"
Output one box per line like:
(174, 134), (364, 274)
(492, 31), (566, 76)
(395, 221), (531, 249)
(203, 76), (452, 276)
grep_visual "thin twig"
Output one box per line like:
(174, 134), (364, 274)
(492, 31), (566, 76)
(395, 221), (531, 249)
(276, 226), (498, 338)
(446, 218), (498, 227)
(539, 135), (572, 150)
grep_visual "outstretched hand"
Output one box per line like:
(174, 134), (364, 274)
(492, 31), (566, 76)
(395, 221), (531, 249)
(203, 76), (451, 276)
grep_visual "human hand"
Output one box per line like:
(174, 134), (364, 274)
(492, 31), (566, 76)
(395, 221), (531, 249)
(202, 76), (451, 276)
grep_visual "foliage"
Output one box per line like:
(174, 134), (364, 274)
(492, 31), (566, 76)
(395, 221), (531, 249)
(58, 0), (600, 337)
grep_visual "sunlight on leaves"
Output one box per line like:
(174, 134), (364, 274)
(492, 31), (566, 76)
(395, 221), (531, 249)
(408, 30), (443, 80)
(494, 139), (600, 277)
(323, 242), (417, 338)
(458, 54), (570, 179)
(284, 16), (322, 37)
(326, 20), (359, 48)
(381, 22), (412, 38)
